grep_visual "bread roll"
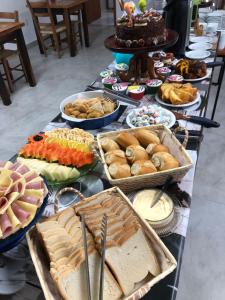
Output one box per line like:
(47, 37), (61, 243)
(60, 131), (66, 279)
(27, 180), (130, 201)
(134, 129), (160, 147)
(131, 160), (157, 176)
(115, 132), (140, 149)
(152, 152), (179, 171)
(126, 145), (149, 163)
(105, 150), (127, 165)
(146, 143), (170, 155)
(100, 137), (120, 152)
(109, 163), (131, 179)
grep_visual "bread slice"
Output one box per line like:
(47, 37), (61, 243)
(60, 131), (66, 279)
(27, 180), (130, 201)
(105, 228), (161, 296)
(55, 251), (122, 300)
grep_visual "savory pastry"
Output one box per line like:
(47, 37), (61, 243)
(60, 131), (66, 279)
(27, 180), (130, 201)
(131, 160), (157, 176)
(115, 132), (140, 149)
(134, 129), (160, 147)
(108, 162), (131, 179)
(126, 145), (149, 163)
(105, 150), (127, 165)
(146, 143), (170, 155)
(152, 152), (179, 171)
(100, 138), (120, 152)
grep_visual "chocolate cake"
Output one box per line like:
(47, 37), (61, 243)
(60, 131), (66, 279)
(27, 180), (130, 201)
(115, 10), (166, 48)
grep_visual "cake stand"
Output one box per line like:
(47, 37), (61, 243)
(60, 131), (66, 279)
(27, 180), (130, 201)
(104, 29), (179, 83)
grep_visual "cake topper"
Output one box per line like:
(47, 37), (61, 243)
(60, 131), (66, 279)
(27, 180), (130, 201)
(138, 0), (147, 13)
(123, 1), (135, 26)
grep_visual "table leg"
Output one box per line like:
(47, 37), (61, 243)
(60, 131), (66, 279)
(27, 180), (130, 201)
(16, 29), (36, 87)
(0, 70), (11, 105)
(64, 8), (77, 57)
(82, 3), (90, 47)
(211, 57), (225, 120)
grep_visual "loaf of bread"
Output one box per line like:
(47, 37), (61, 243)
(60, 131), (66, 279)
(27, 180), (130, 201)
(36, 207), (122, 300)
(152, 152), (179, 171)
(115, 132), (140, 149)
(131, 160), (157, 176)
(105, 149), (127, 165)
(126, 145), (149, 163)
(75, 190), (161, 296)
(108, 162), (131, 179)
(100, 137), (120, 152)
(134, 129), (160, 147)
(146, 143), (170, 155)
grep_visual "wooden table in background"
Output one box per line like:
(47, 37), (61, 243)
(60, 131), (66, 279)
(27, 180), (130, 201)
(49, 0), (89, 57)
(0, 22), (36, 105)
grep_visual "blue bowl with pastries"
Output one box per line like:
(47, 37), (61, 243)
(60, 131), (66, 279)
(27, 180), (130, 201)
(60, 91), (120, 130)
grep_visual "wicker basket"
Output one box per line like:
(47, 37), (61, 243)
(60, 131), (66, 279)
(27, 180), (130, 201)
(97, 125), (193, 192)
(26, 187), (177, 300)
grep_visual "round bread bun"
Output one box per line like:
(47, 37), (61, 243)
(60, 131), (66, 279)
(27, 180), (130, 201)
(134, 129), (160, 147)
(131, 160), (157, 176)
(109, 162), (131, 179)
(105, 149), (127, 165)
(100, 137), (120, 152)
(146, 143), (170, 155)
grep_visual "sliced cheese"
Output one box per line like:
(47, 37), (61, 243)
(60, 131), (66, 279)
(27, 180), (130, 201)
(16, 200), (38, 228)
(7, 205), (21, 230)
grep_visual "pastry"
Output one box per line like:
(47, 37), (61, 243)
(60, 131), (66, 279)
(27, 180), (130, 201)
(152, 152), (179, 171)
(115, 132), (140, 149)
(175, 59), (207, 79)
(126, 145), (149, 163)
(134, 129), (160, 147)
(105, 150), (127, 165)
(131, 160), (157, 176)
(146, 143), (170, 155)
(100, 138), (120, 152)
(108, 162), (131, 179)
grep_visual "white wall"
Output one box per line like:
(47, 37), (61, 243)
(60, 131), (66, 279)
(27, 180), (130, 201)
(0, 0), (36, 44)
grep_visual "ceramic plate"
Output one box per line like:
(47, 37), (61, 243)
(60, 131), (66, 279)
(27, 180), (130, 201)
(189, 36), (213, 43)
(155, 92), (201, 108)
(188, 42), (212, 50)
(126, 105), (176, 128)
(183, 69), (211, 82)
(185, 50), (211, 60)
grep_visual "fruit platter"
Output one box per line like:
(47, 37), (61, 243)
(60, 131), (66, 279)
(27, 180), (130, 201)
(16, 128), (98, 186)
(0, 161), (48, 252)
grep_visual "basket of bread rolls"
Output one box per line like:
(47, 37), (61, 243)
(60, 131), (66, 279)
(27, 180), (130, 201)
(97, 125), (193, 192)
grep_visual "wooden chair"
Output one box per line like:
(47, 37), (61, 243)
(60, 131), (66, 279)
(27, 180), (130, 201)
(0, 11), (27, 93)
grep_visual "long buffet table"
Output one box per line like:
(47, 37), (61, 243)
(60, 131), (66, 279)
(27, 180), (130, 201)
(0, 34), (219, 299)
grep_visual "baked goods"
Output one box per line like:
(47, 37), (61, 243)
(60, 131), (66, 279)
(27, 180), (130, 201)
(158, 83), (198, 105)
(146, 143), (169, 155)
(116, 9), (166, 48)
(108, 162), (131, 179)
(105, 150), (127, 165)
(152, 152), (179, 171)
(175, 59), (207, 79)
(131, 160), (157, 176)
(0, 161), (46, 239)
(64, 97), (116, 119)
(134, 129), (160, 147)
(126, 145), (149, 163)
(75, 190), (161, 296)
(100, 137), (120, 152)
(36, 207), (123, 300)
(115, 132), (140, 149)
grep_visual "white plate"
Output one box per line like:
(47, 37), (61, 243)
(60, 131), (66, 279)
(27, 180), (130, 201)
(155, 92), (201, 108)
(126, 105), (176, 129)
(185, 50), (211, 60)
(188, 42), (212, 50)
(189, 36), (213, 43)
(183, 69), (211, 82)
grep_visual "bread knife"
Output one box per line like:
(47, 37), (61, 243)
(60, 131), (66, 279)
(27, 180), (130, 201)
(151, 176), (173, 208)
(173, 111), (220, 128)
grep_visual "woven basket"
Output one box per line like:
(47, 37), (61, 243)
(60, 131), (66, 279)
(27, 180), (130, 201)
(97, 125), (193, 192)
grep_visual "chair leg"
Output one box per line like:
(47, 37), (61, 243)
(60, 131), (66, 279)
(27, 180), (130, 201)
(2, 59), (14, 93)
(18, 52), (29, 83)
(52, 33), (61, 58)
(78, 22), (83, 46)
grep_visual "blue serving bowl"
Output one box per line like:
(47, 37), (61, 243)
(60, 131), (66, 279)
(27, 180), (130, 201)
(0, 183), (49, 253)
(60, 91), (120, 130)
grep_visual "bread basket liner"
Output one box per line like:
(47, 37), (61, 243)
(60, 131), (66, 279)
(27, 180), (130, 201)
(26, 186), (177, 300)
(96, 125), (193, 192)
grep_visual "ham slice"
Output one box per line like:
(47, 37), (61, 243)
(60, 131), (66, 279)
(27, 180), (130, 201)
(16, 165), (30, 175)
(26, 181), (43, 190)
(0, 197), (8, 209)
(20, 195), (39, 205)
(10, 172), (22, 182)
(0, 213), (12, 235)
(9, 162), (21, 171)
(11, 202), (30, 223)
(12, 181), (25, 194)
(24, 171), (38, 183)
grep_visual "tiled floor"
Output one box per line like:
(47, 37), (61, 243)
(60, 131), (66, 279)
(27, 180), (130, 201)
(1, 10), (225, 300)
